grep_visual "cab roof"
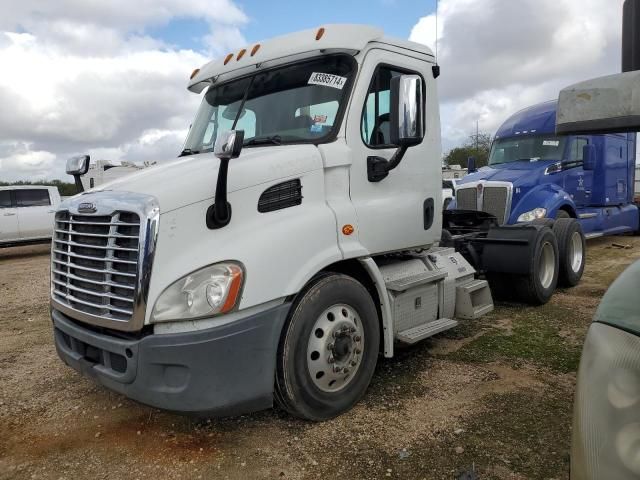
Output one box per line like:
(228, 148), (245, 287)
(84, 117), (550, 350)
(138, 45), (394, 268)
(495, 100), (557, 139)
(188, 24), (434, 93)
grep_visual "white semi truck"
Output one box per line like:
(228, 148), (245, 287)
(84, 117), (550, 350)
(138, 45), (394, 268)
(52, 25), (586, 420)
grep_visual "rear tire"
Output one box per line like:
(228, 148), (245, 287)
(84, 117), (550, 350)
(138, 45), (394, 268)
(512, 226), (559, 305)
(275, 273), (380, 421)
(553, 218), (586, 287)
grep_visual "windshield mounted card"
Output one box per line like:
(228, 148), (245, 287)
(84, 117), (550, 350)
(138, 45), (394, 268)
(308, 72), (347, 90)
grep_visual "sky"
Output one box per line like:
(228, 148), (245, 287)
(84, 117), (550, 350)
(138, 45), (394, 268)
(0, 0), (628, 181)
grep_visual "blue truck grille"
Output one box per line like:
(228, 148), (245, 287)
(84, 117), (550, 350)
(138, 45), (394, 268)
(456, 185), (511, 224)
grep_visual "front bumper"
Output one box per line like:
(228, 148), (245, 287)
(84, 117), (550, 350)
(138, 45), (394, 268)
(52, 304), (290, 416)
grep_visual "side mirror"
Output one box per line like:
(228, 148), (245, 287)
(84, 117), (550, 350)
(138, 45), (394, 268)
(583, 144), (597, 171)
(66, 155), (90, 193)
(214, 130), (244, 160)
(390, 74), (424, 147)
(467, 156), (477, 173)
(66, 155), (90, 176)
(207, 130), (244, 230)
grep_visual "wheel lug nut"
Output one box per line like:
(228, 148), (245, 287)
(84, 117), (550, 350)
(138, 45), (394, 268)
(343, 367), (350, 374)
(328, 355), (335, 364)
(350, 360), (357, 367)
(333, 365), (341, 373)
(350, 327), (356, 333)
(328, 342), (334, 351)
(354, 335), (361, 342)
(355, 348), (362, 354)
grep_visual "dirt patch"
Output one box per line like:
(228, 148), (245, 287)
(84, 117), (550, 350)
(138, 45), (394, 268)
(1, 237), (639, 480)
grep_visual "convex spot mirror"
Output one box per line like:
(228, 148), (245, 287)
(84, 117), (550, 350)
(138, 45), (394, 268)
(390, 74), (424, 147)
(66, 155), (90, 176)
(214, 130), (245, 160)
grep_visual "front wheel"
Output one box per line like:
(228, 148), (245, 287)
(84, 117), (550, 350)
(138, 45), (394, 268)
(275, 273), (380, 420)
(513, 226), (560, 305)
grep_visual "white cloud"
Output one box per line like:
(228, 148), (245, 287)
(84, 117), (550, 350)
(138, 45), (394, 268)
(0, 1), (248, 181)
(410, 0), (625, 150)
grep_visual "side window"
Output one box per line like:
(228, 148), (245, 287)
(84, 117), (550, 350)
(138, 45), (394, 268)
(15, 189), (51, 207)
(0, 190), (11, 208)
(569, 138), (589, 162)
(361, 67), (406, 147)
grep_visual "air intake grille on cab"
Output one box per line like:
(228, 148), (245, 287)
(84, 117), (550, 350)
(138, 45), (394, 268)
(258, 179), (303, 213)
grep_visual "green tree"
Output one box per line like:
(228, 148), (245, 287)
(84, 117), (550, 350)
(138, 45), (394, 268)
(0, 179), (78, 196)
(444, 132), (493, 168)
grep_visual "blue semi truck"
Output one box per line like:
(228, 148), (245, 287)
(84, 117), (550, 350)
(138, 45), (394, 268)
(451, 100), (640, 238)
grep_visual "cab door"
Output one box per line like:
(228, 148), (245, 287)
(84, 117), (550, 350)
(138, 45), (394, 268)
(563, 137), (593, 207)
(0, 190), (19, 242)
(15, 188), (55, 239)
(346, 49), (441, 254)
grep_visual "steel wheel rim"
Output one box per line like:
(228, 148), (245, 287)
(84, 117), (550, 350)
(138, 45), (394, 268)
(307, 304), (364, 393)
(569, 231), (583, 273)
(538, 241), (555, 289)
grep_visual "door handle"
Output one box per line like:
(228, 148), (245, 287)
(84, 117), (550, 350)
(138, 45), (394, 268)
(3, 213), (16, 216)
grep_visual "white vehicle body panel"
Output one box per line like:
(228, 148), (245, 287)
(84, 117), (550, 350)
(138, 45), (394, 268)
(0, 186), (60, 244)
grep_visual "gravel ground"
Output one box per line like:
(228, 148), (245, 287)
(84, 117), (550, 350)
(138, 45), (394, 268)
(1, 237), (639, 480)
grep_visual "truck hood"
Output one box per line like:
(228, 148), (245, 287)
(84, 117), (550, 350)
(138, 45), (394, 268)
(459, 160), (557, 188)
(90, 145), (324, 213)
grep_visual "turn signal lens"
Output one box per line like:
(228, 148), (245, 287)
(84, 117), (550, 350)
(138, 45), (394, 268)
(237, 48), (247, 60)
(190, 68), (200, 80)
(316, 27), (325, 40)
(224, 53), (233, 65)
(251, 44), (261, 56)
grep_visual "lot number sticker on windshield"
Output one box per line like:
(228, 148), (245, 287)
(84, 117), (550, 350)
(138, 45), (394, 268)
(308, 72), (347, 90)
(543, 140), (560, 147)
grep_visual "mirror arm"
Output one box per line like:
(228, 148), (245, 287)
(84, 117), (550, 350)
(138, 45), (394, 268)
(74, 176), (84, 193)
(206, 157), (232, 230)
(386, 145), (408, 172)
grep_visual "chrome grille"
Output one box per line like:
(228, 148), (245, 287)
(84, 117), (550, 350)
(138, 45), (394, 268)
(456, 188), (477, 210)
(482, 187), (509, 223)
(52, 211), (141, 321)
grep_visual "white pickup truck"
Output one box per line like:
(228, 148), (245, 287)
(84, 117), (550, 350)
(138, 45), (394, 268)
(0, 186), (61, 247)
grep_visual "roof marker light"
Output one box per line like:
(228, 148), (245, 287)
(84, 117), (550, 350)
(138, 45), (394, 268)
(190, 68), (200, 80)
(251, 44), (261, 56)
(316, 27), (325, 41)
(237, 48), (247, 61)
(224, 53), (233, 65)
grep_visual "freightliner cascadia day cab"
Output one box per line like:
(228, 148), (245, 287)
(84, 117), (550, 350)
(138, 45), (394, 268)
(450, 101), (640, 237)
(52, 25), (587, 420)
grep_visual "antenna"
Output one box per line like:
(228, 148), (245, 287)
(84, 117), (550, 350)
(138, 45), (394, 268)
(432, 0), (441, 78)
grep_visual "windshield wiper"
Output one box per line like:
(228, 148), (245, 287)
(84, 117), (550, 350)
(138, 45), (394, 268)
(179, 148), (200, 157)
(244, 135), (283, 146)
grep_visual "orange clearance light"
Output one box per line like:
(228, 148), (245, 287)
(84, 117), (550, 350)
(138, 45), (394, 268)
(316, 27), (325, 41)
(250, 44), (261, 56)
(237, 48), (247, 60)
(224, 53), (234, 65)
(342, 224), (354, 236)
(189, 68), (200, 80)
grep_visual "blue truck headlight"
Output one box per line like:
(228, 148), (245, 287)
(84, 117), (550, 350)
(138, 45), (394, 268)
(151, 262), (244, 322)
(517, 208), (547, 222)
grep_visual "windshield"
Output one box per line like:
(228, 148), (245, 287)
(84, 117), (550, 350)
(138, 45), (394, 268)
(489, 135), (568, 165)
(183, 55), (355, 154)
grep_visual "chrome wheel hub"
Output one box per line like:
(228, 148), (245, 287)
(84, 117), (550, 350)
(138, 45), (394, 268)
(307, 304), (364, 393)
(538, 241), (556, 289)
(569, 231), (584, 273)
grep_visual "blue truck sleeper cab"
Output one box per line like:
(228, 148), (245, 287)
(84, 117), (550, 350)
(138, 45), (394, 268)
(451, 101), (640, 237)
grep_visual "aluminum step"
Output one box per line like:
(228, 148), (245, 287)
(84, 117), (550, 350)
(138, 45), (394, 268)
(396, 318), (458, 344)
(385, 270), (447, 292)
(455, 279), (494, 320)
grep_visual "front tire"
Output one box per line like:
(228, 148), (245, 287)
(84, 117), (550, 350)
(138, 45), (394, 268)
(275, 273), (380, 421)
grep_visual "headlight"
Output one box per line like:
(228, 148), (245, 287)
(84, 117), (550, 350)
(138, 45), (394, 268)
(517, 208), (547, 222)
(151, 262), (244, 323)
